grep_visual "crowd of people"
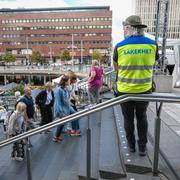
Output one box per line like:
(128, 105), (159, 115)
(4, 60), (104, 161)
(3, 14), (159, 162)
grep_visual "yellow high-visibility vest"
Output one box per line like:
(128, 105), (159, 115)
(116, 36), (157, 93)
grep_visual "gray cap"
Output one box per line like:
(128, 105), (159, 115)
(123, 15), (147, 28)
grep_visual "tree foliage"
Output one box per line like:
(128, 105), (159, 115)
(31, 51), (42, 63)
(101, 54), (109, 64)
(3, 52), (16, 63)
(9, 84), (24, 96)
(60, 49), (71, 61)
(92, 50), (102, 62)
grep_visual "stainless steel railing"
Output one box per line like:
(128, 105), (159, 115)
(77, 69), (115, 105)
(1, 93), (180, 147)
(1, 93), (180, 179)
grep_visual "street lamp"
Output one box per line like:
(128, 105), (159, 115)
(80, 40), (83, 64)
(26, 37), (30, 65)
(71, 34), (74, 68)
(48, 42), (53, 63)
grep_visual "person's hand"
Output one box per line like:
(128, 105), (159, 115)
(77, 101), (80, 105)
(60, 113), (66, 118)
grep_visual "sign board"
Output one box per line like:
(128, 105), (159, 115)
(70, 52), (76, 56)
(21, 49), (32, 55)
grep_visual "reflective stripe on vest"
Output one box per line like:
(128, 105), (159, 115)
(118, 77), (152, 84)
(118, 65), (153, 70)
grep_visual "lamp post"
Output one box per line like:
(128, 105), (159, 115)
(48, 42), (53, 63)
(71, 34), (74, 68)
(26, 37), (29, 65)
(80, 40), (83, 64)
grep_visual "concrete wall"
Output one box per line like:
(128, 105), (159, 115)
(153, 75), (173, 93)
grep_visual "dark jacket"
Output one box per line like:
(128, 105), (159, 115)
(18, 95), (34, 119)
(35, 90), (54, 108)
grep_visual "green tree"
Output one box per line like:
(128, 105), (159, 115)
(101, 54), (109, 64)
(92, 50), (102, 62)
(3, 52), (16, 64)
(9, 84), (24, 96)
(31, 51), (42, 64)
(60, 49), (71, 63)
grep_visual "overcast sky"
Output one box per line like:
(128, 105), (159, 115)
(0, 0), (135, 45)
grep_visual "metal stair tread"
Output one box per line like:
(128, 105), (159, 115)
(99, 107), (126, 179)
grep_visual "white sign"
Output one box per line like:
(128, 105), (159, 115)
(21, 49), (32, 55)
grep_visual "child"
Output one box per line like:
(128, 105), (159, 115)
(6, 102), (26, 161)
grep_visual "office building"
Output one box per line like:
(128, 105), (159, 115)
(0, 6), (112, 64)
(135, 0), (180, 39)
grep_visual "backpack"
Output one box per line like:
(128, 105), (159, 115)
(6, 111), (25, 137)
(4, 110), (14, 132)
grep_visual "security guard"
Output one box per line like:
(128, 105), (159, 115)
(113, 15), (158, 156)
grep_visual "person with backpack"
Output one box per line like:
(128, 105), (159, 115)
(6, 102), (26, 161)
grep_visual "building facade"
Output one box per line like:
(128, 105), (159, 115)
(135, 0), (180, 39)
(0, 6), (112, 64)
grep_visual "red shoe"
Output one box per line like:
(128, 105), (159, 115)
(69, 130), (76, 136)
(53, 137), (62, 143)
(75, 130), (81, 136)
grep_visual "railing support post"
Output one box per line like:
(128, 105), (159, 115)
(26, 137), (32, 180)
(86, 113), (91, 180)
(152, 102), (163, 175)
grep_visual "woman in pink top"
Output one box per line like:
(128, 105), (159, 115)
(88, 60), (104, 104)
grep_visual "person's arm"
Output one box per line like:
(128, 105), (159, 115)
(88, 69), (96, 82)
(71, 91), (78, 103)
(7, 113), (16, 136)
(58, 88), (66, 116)
(35, 90), (44, 107)
(50, 91), (55, 107)
(113, 46), (118, 71)
(155, 45), (159, 61)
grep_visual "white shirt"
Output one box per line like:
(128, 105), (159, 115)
(45, 90), (52, 105)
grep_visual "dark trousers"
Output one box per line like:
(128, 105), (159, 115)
(88, 87), (100, 104)
(166, 64), (175, 75)
(40, 105), (53, 126)
(55, 124), (65, 137)
(71, 100), (80, 131)
(121, 101), (148, 147)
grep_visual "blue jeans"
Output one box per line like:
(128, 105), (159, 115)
(70, 104), (80, 131)
(55, 124), (64, 137)
(71, 120), (79, 130)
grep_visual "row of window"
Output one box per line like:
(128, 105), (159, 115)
(1, 33), (111, 38)
(1, 25), (111, 31)
(2, 40), (111, 45)
(1, 17), (112, 24)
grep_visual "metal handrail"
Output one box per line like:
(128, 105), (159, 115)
(1, 93), (180, 148)
(77, 68), (114, 85)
